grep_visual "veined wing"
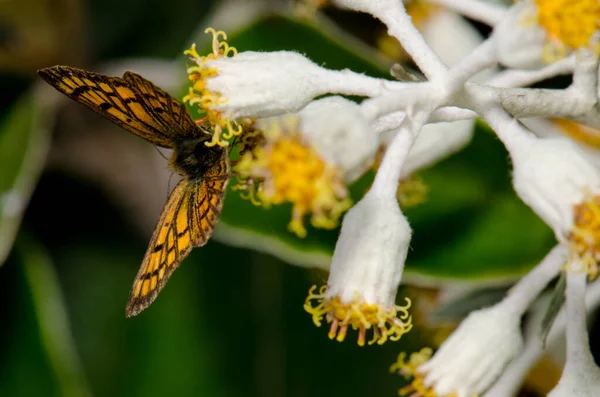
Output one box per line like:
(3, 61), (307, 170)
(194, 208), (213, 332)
(126, 158), (229, 317)
(38, 65), (200, 147)
(123, 71), (209, 140)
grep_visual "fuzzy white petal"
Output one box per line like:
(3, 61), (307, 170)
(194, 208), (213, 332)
(512, 137), (600, 239)
(420, 303), (524, 397)
(326, 191), (411, 305)
(397, 120), (474, 177)
(298, 96), (378, 182)
(206, 51), (330, 119)
(492, 2), (546, 69)
(523, 118), (600, 170)
(548, 273), (600, 397)
(421, 9), (495, 82)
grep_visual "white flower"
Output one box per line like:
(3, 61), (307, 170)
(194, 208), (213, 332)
(235, 97), (377, 238)
(418, 302), (524, 397)
(233, 113), (353, 238)
(392, 246), (566, 397)
(487, 109), (600, 277)
(548, 359), (600, 397)
(492, 0), (600, 69)
(304, 191), (413, 346)
(294, 96), (378, 182)
(547, 272), (600, 397)
(492, 2), (547, 69)
(184, 28), (387, 145)
(511, 135), (600, 242)
(202, 50), (336, 119)
(522, 117), (600, 169)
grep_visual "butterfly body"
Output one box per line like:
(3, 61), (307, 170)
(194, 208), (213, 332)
(38, 65), (230, 317)
(170, 136), (226, 178)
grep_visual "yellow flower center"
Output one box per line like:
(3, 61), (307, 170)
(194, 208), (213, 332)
(183, 27), (242, 147)
(390, 348), (466, 397)
(534, 0), (600, 59)
(552, 119), (600, 150)
(569, 192), (600, 279)
(232, 120), (351, 237)
(304, 285), (413, 346)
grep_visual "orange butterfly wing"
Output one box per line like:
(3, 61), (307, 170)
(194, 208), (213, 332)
(122, 71), (203, 140)
(37, 65), (203, 147)
(126, 156), (230, 317)
(38, 65), (231, 317)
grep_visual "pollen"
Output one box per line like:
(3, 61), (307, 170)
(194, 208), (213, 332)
(534, 0), (600, 60)
(232, 118), (352, 238)
(183, 28), (242, 147)
(303, 285), (412, 346)
(390, 348), (460, 397)
(569, 192), (600, 279)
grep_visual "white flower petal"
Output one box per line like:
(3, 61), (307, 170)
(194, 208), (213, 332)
(512, 137), (600, 239)
(298, 96), (378, 182)
(327, 191), (411, 305)
(492, 2), (546, 69)
(419, 303), (524, 397)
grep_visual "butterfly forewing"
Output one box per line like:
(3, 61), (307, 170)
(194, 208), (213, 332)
(38, 65), (201, 147)
(126, 158), (229, 317)
(123, 71), (202, 139)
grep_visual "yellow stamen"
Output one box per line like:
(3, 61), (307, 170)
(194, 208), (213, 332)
(233, 121), (351, 237)
(183, 27), (240, 146)
(552, 119), (600, 150)
(204, 125), (229, 148)
(390, 348), (464, 397)
(304, 285), (412, 346)
(534, 0), (600, 61)
(568, 190), (600, 279)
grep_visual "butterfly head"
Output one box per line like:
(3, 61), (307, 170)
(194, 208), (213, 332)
(170, 137), (228, 178)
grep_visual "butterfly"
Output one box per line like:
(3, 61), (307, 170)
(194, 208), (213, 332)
(38, 65), (230, 317)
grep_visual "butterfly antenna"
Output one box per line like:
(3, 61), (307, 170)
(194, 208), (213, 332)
(228, 136), (239, 155)
(167, 172), (176, 199)
(154, 146), (169, 161)
(195, 116), (208, 125)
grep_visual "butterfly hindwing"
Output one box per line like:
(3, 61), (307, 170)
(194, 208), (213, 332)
(38, 65), (201, 147)
(126, 158), (229, 317)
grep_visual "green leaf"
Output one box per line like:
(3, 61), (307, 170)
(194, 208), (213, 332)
(17, 234), (92, 397)
(51, 241), (231, 397)
(0, 88), (55, 265)
(540, 272), (566, 347)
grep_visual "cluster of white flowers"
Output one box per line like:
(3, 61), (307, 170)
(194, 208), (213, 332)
(183, 0), (600, 395)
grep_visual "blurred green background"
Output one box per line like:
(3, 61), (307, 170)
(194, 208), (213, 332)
(0, 0), (598, 396)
